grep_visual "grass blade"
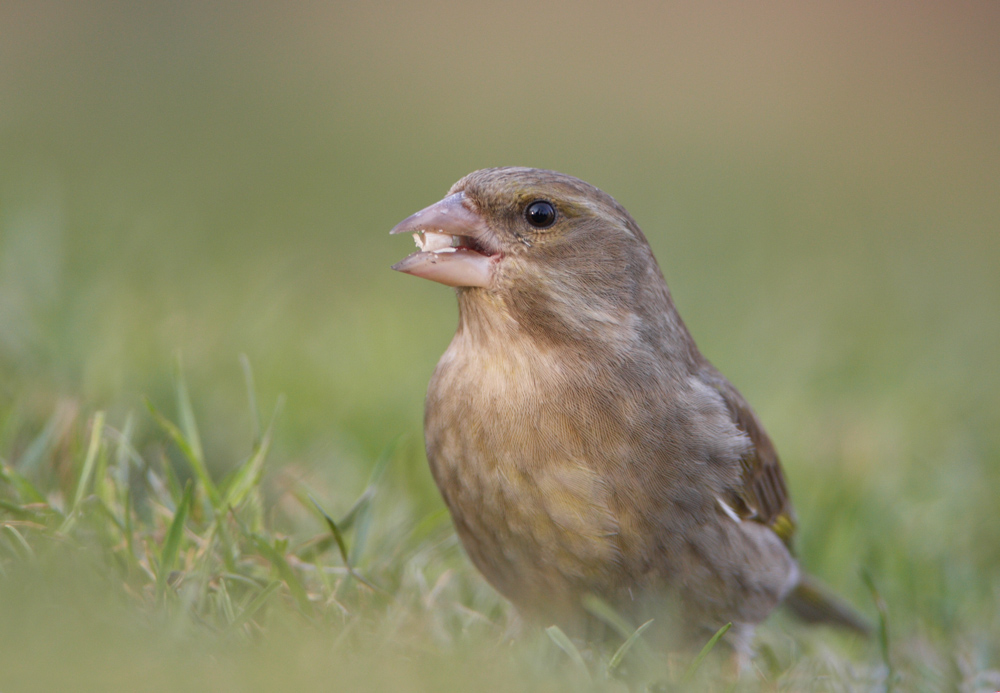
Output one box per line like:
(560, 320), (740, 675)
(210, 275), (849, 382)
(337, 440), (397, 532)
(217, 574), (236, 624)
(157, 481), (194, 601)
(0, 464), (47, 505)
(250, 534), (312, 615)
(683, 621), (732, 683)
(71, 411), (105, 511)
(145, 397), (220, 508)
(228, 580), (282, 631)
(159, 449), (184, 506)
(545, 625), (590, 677)
(862, 569), (894, 693)
(307, 495), (383, 594)
(174, 357), (205, 474)
(110, 414), (135, 502)
(1, 525), (35, 560)
(122, 482), (135, 571)
(310, 495), (352, 570)
(582, 593), (635, 640)
(337, 487), (374, 533)
(347, 497), (373, 567)
(15, 404), (73, 476)
(60, 411), (105, 533)
(222, 395), (283, 509)
(607, 618), (654, 674)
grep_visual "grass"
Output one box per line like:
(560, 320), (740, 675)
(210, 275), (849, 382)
(1, 361), (997, 691)
(0, 368), (719, 691)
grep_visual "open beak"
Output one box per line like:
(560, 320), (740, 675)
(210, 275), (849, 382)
(390, 192), (497, 288)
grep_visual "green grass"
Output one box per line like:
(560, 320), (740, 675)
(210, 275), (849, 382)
(0, 372), (699, 691)
(1, 363), (997, 691)
(2, 3), (999, 691)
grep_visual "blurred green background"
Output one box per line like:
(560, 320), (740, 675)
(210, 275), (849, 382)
(1, 0), (998, 689)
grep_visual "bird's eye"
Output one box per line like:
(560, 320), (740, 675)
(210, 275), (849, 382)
(525, 200), (557, 229)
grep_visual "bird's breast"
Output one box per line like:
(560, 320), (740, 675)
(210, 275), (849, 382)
(422, 330), (670, 614)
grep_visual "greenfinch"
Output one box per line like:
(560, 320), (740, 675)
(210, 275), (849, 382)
(391, 167), (867, 657)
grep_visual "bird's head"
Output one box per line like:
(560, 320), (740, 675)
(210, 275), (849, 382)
(391, 167), (683, 348)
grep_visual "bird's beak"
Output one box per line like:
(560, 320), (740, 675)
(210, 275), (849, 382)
(390, 192), (497, 288)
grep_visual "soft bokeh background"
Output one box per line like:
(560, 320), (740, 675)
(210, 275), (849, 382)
(1, 1), (998, 690)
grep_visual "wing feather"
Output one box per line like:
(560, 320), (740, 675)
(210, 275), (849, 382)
(700, 367), (797, 548)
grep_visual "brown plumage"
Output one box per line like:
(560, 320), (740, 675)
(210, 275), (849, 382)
(390, 167), (867, 656)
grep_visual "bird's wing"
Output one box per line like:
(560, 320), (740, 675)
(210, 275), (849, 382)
(700, 367), (797, 548)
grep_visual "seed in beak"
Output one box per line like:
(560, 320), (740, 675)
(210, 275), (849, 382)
(413, 231), (460, 253)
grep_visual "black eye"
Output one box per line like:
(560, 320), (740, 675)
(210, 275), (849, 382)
(525, 200), (557, 229)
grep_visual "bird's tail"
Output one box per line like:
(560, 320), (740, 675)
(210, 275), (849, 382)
(784, 573), (871, 635)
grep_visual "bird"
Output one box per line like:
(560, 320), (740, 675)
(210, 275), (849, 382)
(389, 167), (867, 664)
